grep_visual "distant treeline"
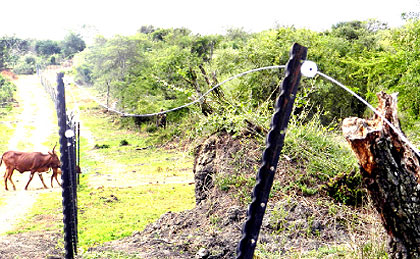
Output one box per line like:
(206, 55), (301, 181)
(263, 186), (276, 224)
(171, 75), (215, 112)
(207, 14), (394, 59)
(74, 20), (420, 131)
(0, 32), (85, 74)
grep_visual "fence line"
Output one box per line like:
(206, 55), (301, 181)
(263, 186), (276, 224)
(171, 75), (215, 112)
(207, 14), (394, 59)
(37, 63), (419, 157)
(72, 65), (286, 117)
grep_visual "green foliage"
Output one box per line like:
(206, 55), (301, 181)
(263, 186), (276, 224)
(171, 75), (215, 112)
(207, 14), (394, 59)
(13, 54), (37, 74)
(0, 36), (29, 69)
(0, 74), (16, 103)
(77, 184), (194, 248)
(35, 39), (61, 56)
(94, 143), (110, 149)
(283, 109), (359, 198)
(61, 32), (86, 58)
(325, 170), (365, 206)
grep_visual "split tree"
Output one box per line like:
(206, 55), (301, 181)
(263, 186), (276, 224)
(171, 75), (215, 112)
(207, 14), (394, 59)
(342, 92), (420, 258)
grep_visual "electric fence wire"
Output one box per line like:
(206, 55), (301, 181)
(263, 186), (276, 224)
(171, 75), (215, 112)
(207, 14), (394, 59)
(44, 63), (419, 157)
(317, 71), (420, 158)
(72, 65), (286, 117)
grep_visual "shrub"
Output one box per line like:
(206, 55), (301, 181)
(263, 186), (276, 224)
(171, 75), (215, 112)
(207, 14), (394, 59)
(13, 55), (37, 75)
(282, 109), (361, 202)
(0, 75), (16, 103)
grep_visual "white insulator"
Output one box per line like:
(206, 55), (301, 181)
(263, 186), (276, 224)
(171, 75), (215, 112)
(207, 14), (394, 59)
(65, 129), (75, 138)
(301, 60), (318, 78)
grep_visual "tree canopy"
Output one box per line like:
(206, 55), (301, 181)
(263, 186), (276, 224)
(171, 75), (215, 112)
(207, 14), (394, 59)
(70, 20), (420, 132)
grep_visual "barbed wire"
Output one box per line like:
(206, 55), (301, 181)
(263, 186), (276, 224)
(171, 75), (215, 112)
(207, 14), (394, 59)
(72, 65), (286, 117)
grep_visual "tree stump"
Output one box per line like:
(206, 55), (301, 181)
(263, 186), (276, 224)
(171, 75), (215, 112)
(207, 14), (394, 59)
(342, 91), (420, 258)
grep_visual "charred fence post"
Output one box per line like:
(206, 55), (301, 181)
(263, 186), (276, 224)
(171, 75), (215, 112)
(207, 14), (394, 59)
(343, 92), (420, 258)
(236, 43), (307, 258)
(56, 72), (78, 258)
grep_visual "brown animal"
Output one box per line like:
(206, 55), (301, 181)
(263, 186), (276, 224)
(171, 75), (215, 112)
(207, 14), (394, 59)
(50, 167), (62, 188)
(49, 165), (82, 188)
(1, 145), (61, 191)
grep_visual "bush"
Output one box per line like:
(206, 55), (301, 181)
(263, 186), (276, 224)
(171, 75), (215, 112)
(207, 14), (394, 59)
(282, 109), (360, 201)
(13, 55), (37, 75)
(0, 75), (16, 103)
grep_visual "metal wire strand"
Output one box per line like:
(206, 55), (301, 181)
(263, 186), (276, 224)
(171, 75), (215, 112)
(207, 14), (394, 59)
(317, 71), (420, 158)
(73, 65), (286, 117)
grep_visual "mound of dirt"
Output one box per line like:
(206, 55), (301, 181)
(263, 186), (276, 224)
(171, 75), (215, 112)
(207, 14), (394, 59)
(87, 132), (386, 258)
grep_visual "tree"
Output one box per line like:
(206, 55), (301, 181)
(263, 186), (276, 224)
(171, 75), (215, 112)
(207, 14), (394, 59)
(0, 74), (16, 103)
(0, 36), (29, 69)
(35, 40), (61, 56)
(343, 92), (420, 258)
(61, 32), (86, 58)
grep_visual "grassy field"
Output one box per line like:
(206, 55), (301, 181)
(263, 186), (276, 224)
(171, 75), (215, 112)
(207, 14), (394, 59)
(8, 80), (196, 251)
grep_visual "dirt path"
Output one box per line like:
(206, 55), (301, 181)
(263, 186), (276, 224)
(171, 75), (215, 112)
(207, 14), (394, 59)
(64, 78), (194, 189)
(0, 75), (59, 235)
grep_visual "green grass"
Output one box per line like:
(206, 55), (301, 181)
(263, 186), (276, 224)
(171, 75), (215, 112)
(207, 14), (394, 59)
(77, 183), (194, 248)
(4, 82), (196, 254)
(8, 179), (194, 249)
(77, 106), (193, 186)
(255, 243), (388, 259)
(80, 250), (141, 259)
(0, 106), (20, 151)
(284, 111), (358, 180)
(281, 110), (360, 202)
(6, 191), (63, 234)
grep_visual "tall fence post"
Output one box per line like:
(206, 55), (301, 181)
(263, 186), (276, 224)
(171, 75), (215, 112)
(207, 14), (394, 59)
(236, 43), (307, 258)
(56, 72), (78, 258)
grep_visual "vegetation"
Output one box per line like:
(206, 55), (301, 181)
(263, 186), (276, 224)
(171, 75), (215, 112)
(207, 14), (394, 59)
(2, 13), (420, 259)
(7, 91), (195, 252)
(0, 74), (16, 103)
(0, 32), (85, 74)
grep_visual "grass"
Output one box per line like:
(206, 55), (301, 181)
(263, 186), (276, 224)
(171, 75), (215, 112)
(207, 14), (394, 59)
(254, 195), (389, 258)
(77, 183), (194, 248)
(3, 79), (196, 255)
(283, 111), (358, 181)
(0, 106), (20, 151)
(6, 191), (63, 234)
(72, 92), (196, 249)
(280, 110), (361, 203)
(80, 250), (141, 259)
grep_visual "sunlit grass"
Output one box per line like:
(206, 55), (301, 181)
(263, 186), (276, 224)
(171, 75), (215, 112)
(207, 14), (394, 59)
(6, 191), (63, 234)
(77, 183), (194, 248)
(0, 106), (20, 151)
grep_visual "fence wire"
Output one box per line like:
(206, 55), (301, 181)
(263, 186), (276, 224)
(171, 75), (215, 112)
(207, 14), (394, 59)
(73, 65), (286, 117)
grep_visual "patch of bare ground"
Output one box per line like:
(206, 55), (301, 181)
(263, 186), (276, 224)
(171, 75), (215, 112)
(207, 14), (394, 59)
(0, 231), (63, 259)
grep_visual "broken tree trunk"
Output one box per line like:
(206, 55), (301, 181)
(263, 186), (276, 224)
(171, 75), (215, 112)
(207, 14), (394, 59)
(342, 91), (420, 259)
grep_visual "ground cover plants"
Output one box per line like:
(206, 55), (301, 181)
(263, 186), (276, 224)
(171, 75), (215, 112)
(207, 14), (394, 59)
(67, 85), (196, 250)
(1, 76), (196, 256)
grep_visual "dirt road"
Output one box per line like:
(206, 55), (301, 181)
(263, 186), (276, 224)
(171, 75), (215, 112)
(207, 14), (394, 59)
(0, 74), (59, 235)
